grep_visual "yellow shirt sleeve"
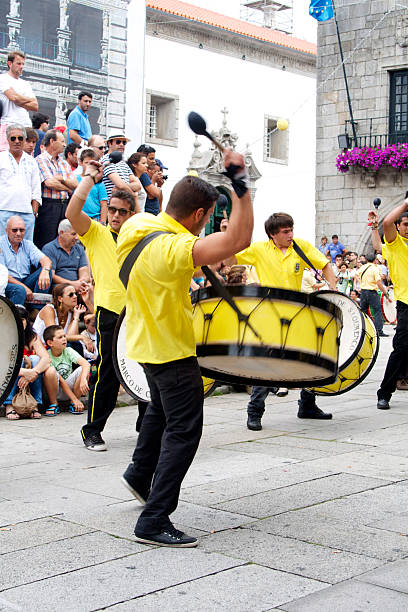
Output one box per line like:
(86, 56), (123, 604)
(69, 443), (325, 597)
(235, 242), (260, 266)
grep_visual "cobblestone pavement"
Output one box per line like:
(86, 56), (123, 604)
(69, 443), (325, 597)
(1, 329), (408, 611)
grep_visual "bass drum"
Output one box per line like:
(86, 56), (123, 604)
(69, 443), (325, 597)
(0, 296), (24, 405)
(381, 287), (397, 324)
(113, 309), (217, 402)
(309, 291), (379, 396)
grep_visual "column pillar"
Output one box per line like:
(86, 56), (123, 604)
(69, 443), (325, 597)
(57, 0), (71, 64)
(101, 9), (110, 72)
(7, 0), (23, 50)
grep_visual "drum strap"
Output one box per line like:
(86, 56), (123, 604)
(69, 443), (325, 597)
(119, 231), (173, 288)
(118, 231), (263, 341)
(292, 240), (322, 281)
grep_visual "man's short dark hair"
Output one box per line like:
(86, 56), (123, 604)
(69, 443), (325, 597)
(397, 212), (408, 224)
(25, 127), (38, 142)
(366, 253), (376, 263)
(110, 189), (136, 213)
(64, 143), (80, 159)
(137, 144), (155, 155)
(166, 176), (219, 219)
(78, 91), (93, 100)
(335, 254), (343, 261)
(32, 112), (49, 129)
(44, 325), (63, 347)
(264, 213), (294, 238)
(80, 148), (98, 162)
(332, 234), (338, 239)
(43, 129), (59, 147)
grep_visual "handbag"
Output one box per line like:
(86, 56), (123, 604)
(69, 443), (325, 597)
(11, 355), (38, 417)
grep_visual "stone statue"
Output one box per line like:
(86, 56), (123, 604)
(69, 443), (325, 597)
(9, 1), (20, 19)
(60, 0), (70, 30)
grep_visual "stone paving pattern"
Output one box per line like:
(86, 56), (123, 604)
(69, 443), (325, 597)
(1, 332), (408, 610)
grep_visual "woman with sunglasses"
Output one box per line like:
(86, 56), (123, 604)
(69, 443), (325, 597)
(33, 283), (93, 355)
(127, 152), (162, 216)
(5, 305), (58, 419)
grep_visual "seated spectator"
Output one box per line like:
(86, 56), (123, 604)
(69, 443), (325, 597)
(64, 142), (80, 171)
(75, 149), (108, 223)
(24, 127), (38, 156)
(4, 305), (57, 420)
(33, 284), (93, 355)
(128, 152), (162, 215)
(0, 124), (41, 241)
(318, 235), (328, 254)
(67, 91), (92, 145)
(80, 312), (98, 362)
(34, 129), (78, 249)
(32, 111), (49, 157)
(0, 216), (51, 305)
(42, 219), (90, 290)
(44, 325), (90, 415)
(102, 131), (141, 207)
(88, 134), (105, 160)
(326, 234), (346, 262)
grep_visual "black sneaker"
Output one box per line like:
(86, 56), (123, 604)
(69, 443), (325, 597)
(275, 388), (288, 397)
(134, 524), (198, 548)
(83, 432), (107, 451)
(121, 464), (149, 505)
(379, 332), (388, 337)
(377, 399), (390, 410)
(297, 405), (332, 419)
(247, 415), (262, 431)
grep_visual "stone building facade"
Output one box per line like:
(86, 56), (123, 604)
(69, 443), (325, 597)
(315, 0), (408, 253)
(0, 0), (130, 135)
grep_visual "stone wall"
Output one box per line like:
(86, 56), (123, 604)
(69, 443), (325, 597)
(315, 0), (408, 253)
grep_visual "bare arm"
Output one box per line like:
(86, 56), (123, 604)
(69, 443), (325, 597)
(78, 266), (90, 283)
(368, 210), (383, 252)
(68, 130), (82, 145)
(66, 173), (96, 236)
(192, 151), (253, 267)
(4, 87), (38, 111)
(61, 174), (78, 192)
(44, 177), (71, 192)
(100, 200), (108, 224)
(107, 171), (134, 196)
(383, 198), (408, 243)
(321, 262), (338, 291)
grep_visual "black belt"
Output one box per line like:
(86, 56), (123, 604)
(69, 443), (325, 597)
(41, 197), (69, 204)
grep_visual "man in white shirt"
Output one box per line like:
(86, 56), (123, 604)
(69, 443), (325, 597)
(0, 51), (38, 152)
(0, 124), (41, 241)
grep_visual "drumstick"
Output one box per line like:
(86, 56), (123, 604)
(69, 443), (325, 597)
(188, 112), (226, 153)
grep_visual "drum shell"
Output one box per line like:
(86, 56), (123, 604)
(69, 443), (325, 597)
(192, 286), (341, 388)
(381, 287), (397, 324)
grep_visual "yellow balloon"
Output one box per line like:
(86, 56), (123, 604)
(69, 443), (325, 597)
(277, 118), (289, 131)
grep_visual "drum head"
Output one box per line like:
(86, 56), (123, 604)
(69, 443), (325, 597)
(316, 291), (364, 369)
(381, 287), (397, 324)
(112, 309), (151, 402)
(0, 297), (24, 405)
(113, 309), (218, 401)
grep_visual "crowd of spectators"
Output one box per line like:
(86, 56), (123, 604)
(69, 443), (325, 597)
(0, 50), (166, 419)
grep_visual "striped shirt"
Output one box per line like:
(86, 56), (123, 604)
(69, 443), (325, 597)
(101, 153), (132, 200)
(36, 151), (74, 200)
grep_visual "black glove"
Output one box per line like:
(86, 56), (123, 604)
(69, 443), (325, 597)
(222, 163), (249, 198)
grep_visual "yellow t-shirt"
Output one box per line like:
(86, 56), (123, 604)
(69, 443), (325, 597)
(79, 221), (125, 315)
(358, 263), (380, 290)
(383, 233), (408, 305)
(117, 212), (199, 364)
(236, 238), (328, 290)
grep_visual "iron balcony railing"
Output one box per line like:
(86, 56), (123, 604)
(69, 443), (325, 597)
(345, 116), (408, 148)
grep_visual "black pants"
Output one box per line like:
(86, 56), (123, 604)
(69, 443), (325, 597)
(34, 197), (69, 250)
(132, 356), (204, 534)
(247, 386), (315, 417)
(360, 289), (383, 334)
(378, 301), (408, 402)
(81, 307), (120, 439)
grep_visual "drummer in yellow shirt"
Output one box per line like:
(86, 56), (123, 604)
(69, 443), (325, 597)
(371, 199), (408, 410)
(227, 212), (338, 431)
(116, 149), (253, 548)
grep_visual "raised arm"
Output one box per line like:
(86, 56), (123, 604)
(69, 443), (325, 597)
(66, 164), (104, 235)
(192, 151), (253, 267)
(368, 210), (383, 252)
(383, 196), (408, 243)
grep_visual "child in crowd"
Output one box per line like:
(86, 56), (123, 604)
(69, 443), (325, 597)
(44, 325), (90, 415)
(80, 312), (98, 362)
(76, 149), (108, 223)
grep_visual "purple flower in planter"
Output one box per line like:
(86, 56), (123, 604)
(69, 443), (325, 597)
(336, 143), (408, 173)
